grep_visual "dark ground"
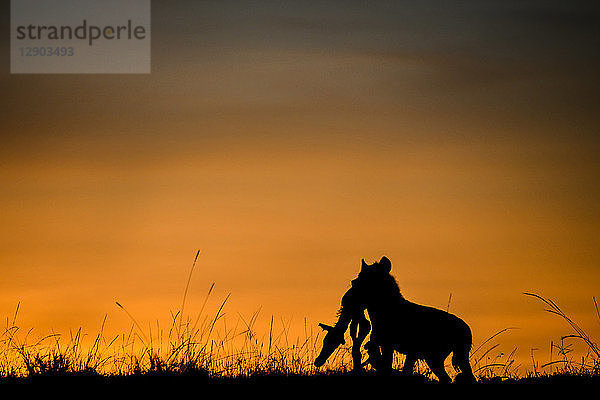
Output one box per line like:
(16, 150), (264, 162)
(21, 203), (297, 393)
(1, 373), (598, 399)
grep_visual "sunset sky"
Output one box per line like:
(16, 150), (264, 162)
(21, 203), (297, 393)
(1, 1), (599, 371)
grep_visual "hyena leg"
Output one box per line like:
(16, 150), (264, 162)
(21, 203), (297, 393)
(426, 356), (451, 384)
(364, 340), (381, 369)
(401, 354), (416, 375)
(452, 345), (475, 383)
(377, 345), (394, 375)
(351, 340), (363, 372)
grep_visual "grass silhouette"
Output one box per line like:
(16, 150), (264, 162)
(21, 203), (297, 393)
(1, 253), (598, 384)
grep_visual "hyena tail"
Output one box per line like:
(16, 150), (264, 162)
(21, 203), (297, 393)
(451, 325), (476, 383)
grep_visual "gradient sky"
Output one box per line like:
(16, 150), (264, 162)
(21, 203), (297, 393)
(1, 1), (599, 371)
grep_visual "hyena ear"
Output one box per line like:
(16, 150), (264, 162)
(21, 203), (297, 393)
(361, 259), (368, 271)
(379, 256), (392, 273)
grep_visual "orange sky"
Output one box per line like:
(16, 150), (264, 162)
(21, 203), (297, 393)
(1, 1), (599, 372)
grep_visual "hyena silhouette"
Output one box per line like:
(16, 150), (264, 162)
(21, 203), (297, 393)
(314, 287), (373, 371)
(351, 256), (475, 383)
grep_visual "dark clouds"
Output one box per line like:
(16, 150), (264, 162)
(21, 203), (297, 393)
(1, 0), (598, 157)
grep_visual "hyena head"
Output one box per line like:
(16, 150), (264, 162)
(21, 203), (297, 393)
(351, 256), (394, 298)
